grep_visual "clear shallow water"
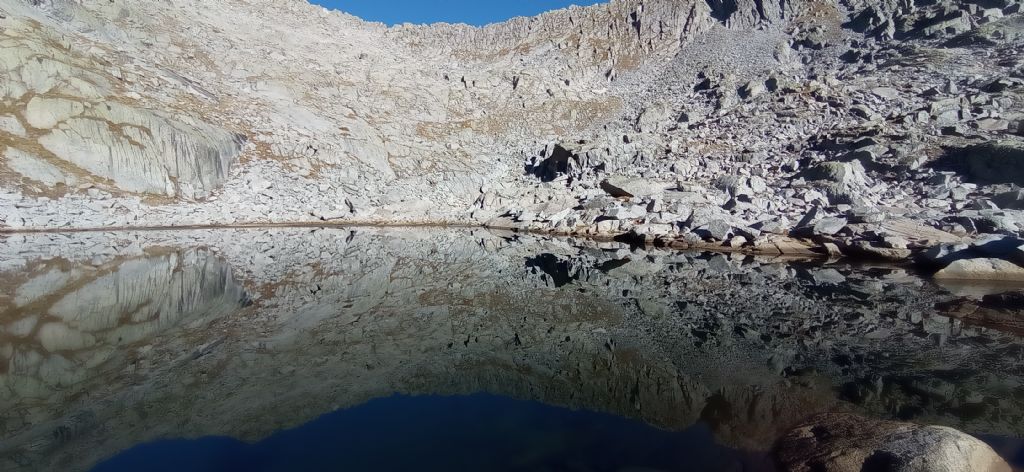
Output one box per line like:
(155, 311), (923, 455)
(0, 227), (1021, 471)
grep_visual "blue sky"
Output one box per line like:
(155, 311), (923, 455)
(308, 0), (608, 26)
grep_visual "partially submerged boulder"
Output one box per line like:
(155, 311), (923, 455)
(775, 413), (1010, 472)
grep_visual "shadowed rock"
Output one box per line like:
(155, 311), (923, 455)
(931, 142), (1024, 187)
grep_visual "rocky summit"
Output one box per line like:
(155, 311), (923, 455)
(0, 0), (1023, 271)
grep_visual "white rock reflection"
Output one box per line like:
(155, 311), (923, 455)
(0, 249), (248, 402)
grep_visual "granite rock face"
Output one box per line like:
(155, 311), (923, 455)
(0, 0), (1018, 244)
(0, 11), (244, 199)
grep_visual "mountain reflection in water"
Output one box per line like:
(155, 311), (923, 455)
(0, 227), (1020, 471)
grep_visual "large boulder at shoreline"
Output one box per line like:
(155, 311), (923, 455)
(933, 258), (1024, 281)
(775, 413), (1011, 472)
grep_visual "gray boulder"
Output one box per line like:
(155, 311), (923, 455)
(706, 219), (733, 241)
(919, 243), (971, 268)
(738, 80), (766, 99)
(605, 204), (647, 220)
(934, 258), (1024, 281)
(634, 103), (672, 133)
(799, 161), (868, 187)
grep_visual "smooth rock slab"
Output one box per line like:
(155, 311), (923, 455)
(813, 217), (848, 236)
(24, 96), (85, 129)
(0, 114), (27, 136)
(38, 103), (244, 199)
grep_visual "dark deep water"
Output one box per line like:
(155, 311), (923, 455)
(0, 227), (1022, 471)
(89, 395), (1024, 472)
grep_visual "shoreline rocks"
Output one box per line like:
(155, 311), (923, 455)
(1, 0), (1024, 285)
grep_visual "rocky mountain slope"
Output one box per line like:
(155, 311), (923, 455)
(1, 0), (1023, 268)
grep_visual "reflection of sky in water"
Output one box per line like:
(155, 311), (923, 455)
(93, 394), (773, 472)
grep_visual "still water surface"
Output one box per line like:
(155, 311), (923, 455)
(94, 394), (770, 471)
(0, 227), (1021, 471)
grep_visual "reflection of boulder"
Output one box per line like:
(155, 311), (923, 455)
(524, 253), (581, 287)
(699, 379), (841, 451)
(937, 292), (1024, 336)
(776, 413), (1010, 472)
(839, 370), (1024, 439)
